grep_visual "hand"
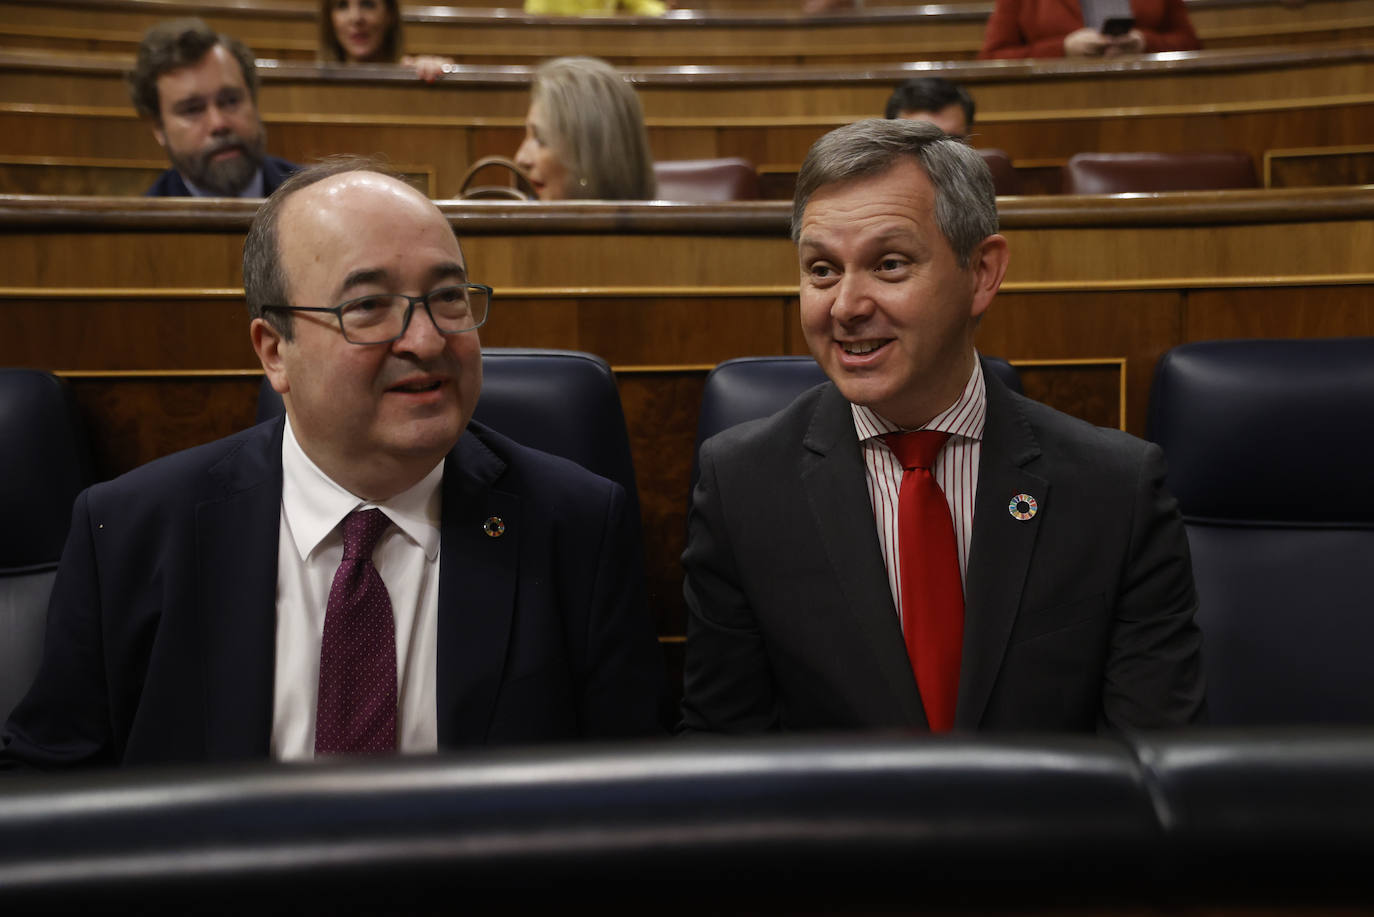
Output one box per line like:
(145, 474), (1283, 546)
(402, 54), (453, 84)
(1062, 27), (1108, 56)
(1103, 29), (1147, 55)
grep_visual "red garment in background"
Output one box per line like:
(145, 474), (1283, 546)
(979, 0), (1201, 59)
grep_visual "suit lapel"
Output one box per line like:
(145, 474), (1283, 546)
(800, 385), (928, 727)
(435, 428), (518, 747)
(958, 368), (1047, 728)
(166, 170), (192, 197)
(199, 421), (284, 760)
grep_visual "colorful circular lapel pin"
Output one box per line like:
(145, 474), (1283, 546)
(483, 516), (506, 538)
(1008, 494), (1038, 521)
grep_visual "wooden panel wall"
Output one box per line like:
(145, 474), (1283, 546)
(7, 44), (1374, 117)
(4, 45), (1374, 197)
(1266, 145), (1374, 187)
(3, 0), (1371, 65)
(5, 191), (1374, 652)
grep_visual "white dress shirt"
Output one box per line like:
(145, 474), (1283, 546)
(853, 357), (987, 627)
(270, 419), (442, 760)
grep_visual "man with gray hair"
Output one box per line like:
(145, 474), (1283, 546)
(128, 18), (298, 197)
(681, 118), (1204, 735)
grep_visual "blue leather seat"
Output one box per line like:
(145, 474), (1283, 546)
(1132, 728), (1374, 895)
(1148, 337), (1374, 725)
(6, 731), (1374, 907)
(0, 370), (93, 719)
(692, 355), (1022, 486)
(257, 348), (640, 521)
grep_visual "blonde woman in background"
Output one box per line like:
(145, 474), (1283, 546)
(514, 57), (657, 200)
(320, 0), (453, 82)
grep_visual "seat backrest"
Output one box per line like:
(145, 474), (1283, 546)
(694, 357), (828, 450)
(653, 158), (761, 202)
(692, 355), (1021, 486)
(977, 149), (1024, 196)
(0, 369), (93, 719)
(1063, 152), (1259, 195)
(1148, 337), (1374, 725)
(257, 348), (641, 521)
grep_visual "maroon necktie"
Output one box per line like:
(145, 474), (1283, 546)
(315, 508), (397, 755)
(884, 431), (964, 733)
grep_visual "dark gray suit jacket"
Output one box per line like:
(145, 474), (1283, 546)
(681, 362), (1205, 733)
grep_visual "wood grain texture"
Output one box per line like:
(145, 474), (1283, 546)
(2, 294), (256, 369)
(1185, 284), (1374, 341)
(616, 369), (708, 637)
(4, 0), (1367, 65)
(1015, 363), (1123, 431)
(6, 42), (1374, 196)
(1267, 147), (1374, 187)
(64, 374), (263, 480)
(8, 193), (1374, 650)
(977, 291), (1178, 436)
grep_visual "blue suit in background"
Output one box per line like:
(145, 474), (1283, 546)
(144, 154), (299, 197)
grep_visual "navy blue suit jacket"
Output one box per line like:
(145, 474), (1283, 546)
(2, 418), (663, 769)
(144, 155), (299, 197)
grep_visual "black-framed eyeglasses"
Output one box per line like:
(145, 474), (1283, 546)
(262, 283), (492, 345)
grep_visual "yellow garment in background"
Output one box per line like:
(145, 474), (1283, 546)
(525, 0), (668, 15)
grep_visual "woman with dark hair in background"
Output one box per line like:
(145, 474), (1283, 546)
(320, 0), (453, 82)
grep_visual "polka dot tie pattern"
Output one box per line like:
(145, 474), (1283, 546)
(315, 509), (398, 755)
(884, 430), (964, 733)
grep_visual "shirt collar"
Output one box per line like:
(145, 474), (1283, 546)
(180, 167), (266, 199)
(280, 417), (443, 563)
(850, 354), (987, 443)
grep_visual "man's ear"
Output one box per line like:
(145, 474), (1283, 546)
(967, 233), (1009, 321)
(151, 121), (168, 151)
(250, 317), (291, 395)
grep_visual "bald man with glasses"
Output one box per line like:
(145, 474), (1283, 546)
(2, 159), (663, 770)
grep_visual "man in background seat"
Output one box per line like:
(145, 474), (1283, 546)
(884, 77), (976, 141)
(128, 18), (299, 198)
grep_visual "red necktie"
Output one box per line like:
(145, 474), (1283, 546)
(315, 508), (397, 755)
(884, 431), (963, 732)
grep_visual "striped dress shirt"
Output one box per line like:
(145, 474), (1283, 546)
(852, 358), (986, 626)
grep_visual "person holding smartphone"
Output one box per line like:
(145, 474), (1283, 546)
(978, 0), (1200, 59)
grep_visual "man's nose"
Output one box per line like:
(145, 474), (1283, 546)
(206, 105), (231, 135)
(829, 273), (875, 323)
(393, 302), (448, 358)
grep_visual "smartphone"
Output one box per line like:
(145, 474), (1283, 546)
(1102, 16), (1135, 36)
